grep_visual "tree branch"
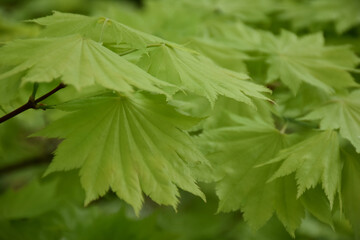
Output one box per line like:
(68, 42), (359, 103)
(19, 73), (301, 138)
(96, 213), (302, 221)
(0, 83), (66, 124)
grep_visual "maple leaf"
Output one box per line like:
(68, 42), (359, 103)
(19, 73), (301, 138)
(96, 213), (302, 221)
(262, 130), (341, 206)
(342, 148), (360, 238)
(300, 187), (333, 227)
(0, 35), (170, 94)
(0, 68), (23, 105)
(188, 37), (249, 72)
(302, 90), (360, 153)
(279, 0), (360, 34)
(138, 43), (270, 105)
(0, 180), (58, 220)
(202, 23), (359, 95)
(35, 92), (207, 214)
(199, 118), (304, 235)
(30, 11), (162, 48)
(263, 31), (359, 94)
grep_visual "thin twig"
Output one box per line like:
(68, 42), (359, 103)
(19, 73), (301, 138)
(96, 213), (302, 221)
(0, 83), (66, 124)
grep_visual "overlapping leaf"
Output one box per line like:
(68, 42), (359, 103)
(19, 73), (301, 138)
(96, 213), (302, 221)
(342, 149), (360, 238)
(30, 11), (162, 48)
(0, 180), (58, 220)
(138, 43), (270, 105)
(302, 90), (360, 153)
(0, 68), (24, 106)
(299, 187), (333, 227)
(0, 34), (170, 93)
(262, 130), (341, 206)
(189, 37), (249, 72)
(202, 23), (359, 95)
(279, 0), (360, 34)
(199, 118), (304, 235)
(35, 92), (207, 214)
(263, 31), (359, 94)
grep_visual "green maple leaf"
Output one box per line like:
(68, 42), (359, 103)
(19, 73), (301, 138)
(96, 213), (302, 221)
(199, 118), (304, 235)
(262, 130), (341, 206)
(35, 92), (207, 214)
(300, 187), (334, 227)
(0, 34), (170, 93)
(280, 0), (360, 34)
(189, 37), (249, 72)
(0, 180), (58, 220)
(30, 11), (162, 48)
(313, 0), (360, 34)
(302, 90), (360, 153)
(0, 68), (24, 105)
(264, 31), (359, 94)
(342, 148), (360, 238)
(138, 43), (270, 105)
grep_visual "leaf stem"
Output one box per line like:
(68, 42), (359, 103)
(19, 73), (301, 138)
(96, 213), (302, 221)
(280, 122), (288, 134)
(119, 48), (139, 56)
(30, 83), (39, 100)
(0, 83), (66, 124)
(0, 106), (6, 114)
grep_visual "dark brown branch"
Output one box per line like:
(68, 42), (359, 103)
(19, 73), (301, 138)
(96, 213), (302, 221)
(0, 83), (66, 124)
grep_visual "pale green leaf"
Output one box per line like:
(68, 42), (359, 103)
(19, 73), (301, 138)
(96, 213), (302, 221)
(138, 43), (270, 105)
(199, 118), (304, 234)
(35, 92), (207, 214)
(202, 96), (274, 130)
(264, 31), (359, 94)
(264, 130), (341, 206)
(188, 37), (249, 72)
(274, 175), (305, 237)
(30, 11), (163, 48)
(302, 90), (360, 153)
(0, 35), (170, 94)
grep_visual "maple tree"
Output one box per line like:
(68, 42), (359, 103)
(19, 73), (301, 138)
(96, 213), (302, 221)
(0, 0), (359, 239)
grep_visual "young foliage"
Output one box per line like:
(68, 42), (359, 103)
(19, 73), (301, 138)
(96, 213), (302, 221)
(262, 31), (359, 94)
(199, 118), (304, 235)
(30, 11), (162, 47)
(0, 34), (169, 93)
(261, 130), (341, 206)
(303, 90), (360, 153)
(1, 0), (360, 238)
(35, 92), (207, 214)
(139, 43), (270, 105)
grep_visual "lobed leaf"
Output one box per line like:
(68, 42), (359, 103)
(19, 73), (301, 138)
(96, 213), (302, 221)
(264, 31), (359, 94)
(35, 92), (208, 214)
(302, 90), (360, 153)
(138, 43), (270, 105)
(199, 118), (304, 235)
(0, 35), (171, 94)
(30, 11), (163, 48)
(262, 130), (342, 206)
